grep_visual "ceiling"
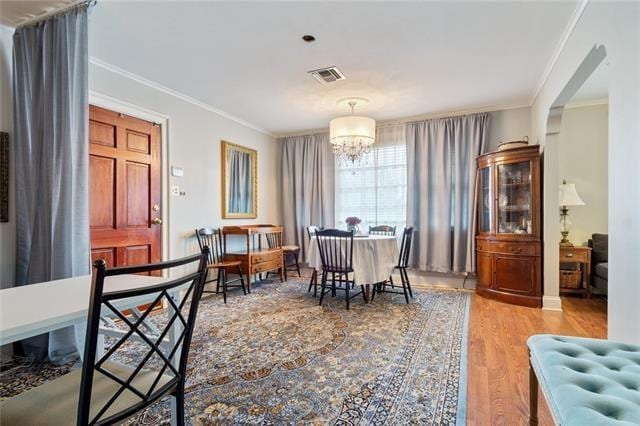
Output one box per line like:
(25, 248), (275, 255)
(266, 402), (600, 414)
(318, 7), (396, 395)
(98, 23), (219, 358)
(0, 0), (74, 26)
(6, 1), (581, 135)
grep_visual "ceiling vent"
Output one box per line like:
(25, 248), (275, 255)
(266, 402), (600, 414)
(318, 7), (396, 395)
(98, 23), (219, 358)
(308, 66), (346, 84)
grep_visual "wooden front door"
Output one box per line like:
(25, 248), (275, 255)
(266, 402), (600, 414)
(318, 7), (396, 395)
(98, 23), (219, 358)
(89, 105), (162, 269)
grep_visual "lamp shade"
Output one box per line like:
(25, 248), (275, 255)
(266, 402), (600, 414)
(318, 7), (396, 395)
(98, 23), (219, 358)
(559, 182), (585, 206)
(329, 115), (376, 145)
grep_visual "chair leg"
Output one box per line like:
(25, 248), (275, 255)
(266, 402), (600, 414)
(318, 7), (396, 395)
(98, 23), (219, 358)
(345, 278), (350, 310)
(402, 278), (410, 304)
(221, 268), (228, 304)
(529, 358), (539, 425)
(403, 268), (413, 298)
(318, 271), (328, 306)
(172, 384), (185, 426)
(362, 285), (368, 303)
(295, 252), (301, 277)
(308, 269), (316, 293)
(283, 254), (288, 281)
(314, 270), (318, 297)
(215, 268), (221, 294)
(389, 274), (395, 288)
(238, 265), (247, 295)
(331, 273), (336, 297)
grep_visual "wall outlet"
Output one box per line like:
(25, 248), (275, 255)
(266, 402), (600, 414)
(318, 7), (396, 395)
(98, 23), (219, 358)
(171, 185), (180, 196)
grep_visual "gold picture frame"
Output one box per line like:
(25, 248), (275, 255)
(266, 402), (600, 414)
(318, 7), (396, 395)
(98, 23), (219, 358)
(221, 140), (257, 219)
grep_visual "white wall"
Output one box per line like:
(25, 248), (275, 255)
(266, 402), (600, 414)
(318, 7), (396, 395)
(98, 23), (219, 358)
(89, 63), (281, 262)
(487, 107), (531, 153)
(0, 24), (15, 289)
(531, 1), (639, 342)
(559, 104), (608, 247)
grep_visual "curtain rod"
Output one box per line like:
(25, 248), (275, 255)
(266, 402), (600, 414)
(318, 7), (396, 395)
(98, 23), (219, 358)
(15, 0), (96, 29)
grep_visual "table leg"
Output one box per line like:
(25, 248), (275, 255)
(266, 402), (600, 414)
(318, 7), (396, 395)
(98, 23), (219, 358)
(364, 284), (371, 303)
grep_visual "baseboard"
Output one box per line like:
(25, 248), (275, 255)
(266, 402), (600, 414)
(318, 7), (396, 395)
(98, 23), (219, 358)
(542, 295), (563, 311)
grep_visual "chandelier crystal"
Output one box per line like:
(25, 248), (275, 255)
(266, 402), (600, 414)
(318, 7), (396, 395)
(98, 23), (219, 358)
(329, 100), (376, 165)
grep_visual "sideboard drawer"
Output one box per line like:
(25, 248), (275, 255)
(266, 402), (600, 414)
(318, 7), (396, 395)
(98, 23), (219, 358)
(253, 259), (281, 274)
(251, 250), (281, 264)
(489, 241), (538, 256)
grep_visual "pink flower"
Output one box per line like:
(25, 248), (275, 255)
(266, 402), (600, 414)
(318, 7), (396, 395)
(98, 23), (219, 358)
(345, 216), (361, 226)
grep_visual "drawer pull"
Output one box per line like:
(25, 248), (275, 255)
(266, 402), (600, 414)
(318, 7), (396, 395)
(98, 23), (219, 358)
(566, 253), (573, 258)
(510, 248), (522, 253)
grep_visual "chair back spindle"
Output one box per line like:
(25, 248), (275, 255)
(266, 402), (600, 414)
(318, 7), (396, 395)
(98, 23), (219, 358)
(315, 229), (354, 273)
(195, 228), (224, 265)
(369, 225), (396, 236)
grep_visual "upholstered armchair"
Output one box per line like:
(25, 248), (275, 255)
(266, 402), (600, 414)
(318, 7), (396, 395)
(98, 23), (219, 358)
(588, 233), (608, 295)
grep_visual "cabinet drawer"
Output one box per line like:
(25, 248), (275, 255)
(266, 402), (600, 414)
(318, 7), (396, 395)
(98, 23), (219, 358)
(251, 250), (281, 264)
(489, 241), (538, 256)
(252, 259), (281, 274)
(559, 249), (589, 263)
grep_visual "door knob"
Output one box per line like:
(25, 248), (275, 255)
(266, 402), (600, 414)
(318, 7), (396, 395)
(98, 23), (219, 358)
(151, 218), (163, 225)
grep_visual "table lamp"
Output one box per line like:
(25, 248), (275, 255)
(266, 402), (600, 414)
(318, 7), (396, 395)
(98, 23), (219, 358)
(559, 180), (585, 247)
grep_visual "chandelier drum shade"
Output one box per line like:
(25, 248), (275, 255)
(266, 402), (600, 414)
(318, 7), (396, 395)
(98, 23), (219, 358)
(329, 100), (376, 164)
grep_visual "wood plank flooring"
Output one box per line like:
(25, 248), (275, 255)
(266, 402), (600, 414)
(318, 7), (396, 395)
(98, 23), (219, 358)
(467, 294), (607, 425)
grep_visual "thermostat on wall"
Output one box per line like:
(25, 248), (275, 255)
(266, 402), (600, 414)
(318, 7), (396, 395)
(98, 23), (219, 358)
(171, 166), (184, 177)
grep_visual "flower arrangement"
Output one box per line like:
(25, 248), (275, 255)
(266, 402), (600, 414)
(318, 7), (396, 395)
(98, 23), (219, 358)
(345, 216), (361, 226)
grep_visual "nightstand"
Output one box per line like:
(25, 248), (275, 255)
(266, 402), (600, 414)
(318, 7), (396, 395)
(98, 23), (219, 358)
(559, 246), (592, 298)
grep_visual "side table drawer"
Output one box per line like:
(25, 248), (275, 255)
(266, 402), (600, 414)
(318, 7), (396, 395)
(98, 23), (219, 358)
(559, 249), (589, 263)
(252, 259), (281, 274)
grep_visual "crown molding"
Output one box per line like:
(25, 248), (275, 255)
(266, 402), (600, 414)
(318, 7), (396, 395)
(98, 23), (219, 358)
(564, 98), (608, 109)
(528, 0), (590, 106)
(89, 57), (274, 137)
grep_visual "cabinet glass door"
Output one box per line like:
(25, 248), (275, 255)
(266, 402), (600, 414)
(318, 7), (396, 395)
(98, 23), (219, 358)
(497, 161), (532, 234)
(479, 166), (492, 233)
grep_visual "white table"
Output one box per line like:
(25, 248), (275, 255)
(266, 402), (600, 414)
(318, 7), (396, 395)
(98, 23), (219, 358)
(0, 273), (184, 424)
(307, 235), (399, 300)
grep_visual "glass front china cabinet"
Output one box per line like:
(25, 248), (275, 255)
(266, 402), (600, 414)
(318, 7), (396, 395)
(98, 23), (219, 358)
(475, 145), (542, 307)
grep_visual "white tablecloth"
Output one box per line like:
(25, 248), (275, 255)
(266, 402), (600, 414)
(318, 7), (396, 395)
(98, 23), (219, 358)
(307, 235), (399, 285)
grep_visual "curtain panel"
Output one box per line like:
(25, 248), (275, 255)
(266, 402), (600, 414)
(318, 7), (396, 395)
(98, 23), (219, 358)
(406, 113), (489, 273)
(13, 5), (91, 363)
(280, 133), (335, 261)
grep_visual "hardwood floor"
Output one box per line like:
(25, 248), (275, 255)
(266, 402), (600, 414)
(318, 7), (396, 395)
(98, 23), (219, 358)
(467, 293), (607, 425)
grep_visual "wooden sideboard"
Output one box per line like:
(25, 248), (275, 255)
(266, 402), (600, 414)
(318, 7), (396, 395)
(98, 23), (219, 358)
(475, 146), (542, 308)
(222, 225), (284, 290)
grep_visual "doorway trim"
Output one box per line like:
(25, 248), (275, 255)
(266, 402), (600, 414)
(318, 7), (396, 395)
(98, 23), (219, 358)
(541, 44), (607, 311)
(89, 91), (171, 264)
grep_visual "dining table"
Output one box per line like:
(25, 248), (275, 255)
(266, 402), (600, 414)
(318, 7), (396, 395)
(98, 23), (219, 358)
(307, 234), (400, 301)
(0, 273), (186, 425)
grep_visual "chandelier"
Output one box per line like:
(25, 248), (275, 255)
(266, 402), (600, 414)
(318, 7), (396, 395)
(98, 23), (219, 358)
(329, 100), (376, 164)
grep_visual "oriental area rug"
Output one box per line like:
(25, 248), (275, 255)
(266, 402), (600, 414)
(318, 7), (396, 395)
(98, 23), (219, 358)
(0, 279), (471, 425)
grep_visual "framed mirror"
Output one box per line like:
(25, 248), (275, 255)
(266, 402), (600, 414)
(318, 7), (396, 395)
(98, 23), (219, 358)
(221, 140), (257, 219)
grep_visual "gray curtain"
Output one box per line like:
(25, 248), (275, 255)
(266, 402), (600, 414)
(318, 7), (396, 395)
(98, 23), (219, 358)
(280, 133), (335, 260)
(227, 149), (252, 213)
(406, 113), (489, 273)
(13, 5), (90, 363)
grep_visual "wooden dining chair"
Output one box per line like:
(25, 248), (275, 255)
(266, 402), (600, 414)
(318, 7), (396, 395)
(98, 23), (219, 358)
(265, 231), (300, 281)
(0, 250), (209, 426)
(195, 228), (247, 303)
(369, 225), (397, 236)
(372, 227), (414, 304)
(315, 229), (366, 310)
(306, 225), (323, 295)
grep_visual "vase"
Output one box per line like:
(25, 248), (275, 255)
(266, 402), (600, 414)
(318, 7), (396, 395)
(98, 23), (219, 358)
(347, 225), (359, 234)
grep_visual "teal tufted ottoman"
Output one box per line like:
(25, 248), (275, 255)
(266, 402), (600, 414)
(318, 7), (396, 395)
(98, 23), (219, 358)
(527, 334), (640, 425)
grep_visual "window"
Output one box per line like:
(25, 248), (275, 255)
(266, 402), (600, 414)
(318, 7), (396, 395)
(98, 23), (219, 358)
(335, 142), (407, 232)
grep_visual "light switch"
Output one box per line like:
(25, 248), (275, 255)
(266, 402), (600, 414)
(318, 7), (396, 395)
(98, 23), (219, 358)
(171, 166), (184, 177)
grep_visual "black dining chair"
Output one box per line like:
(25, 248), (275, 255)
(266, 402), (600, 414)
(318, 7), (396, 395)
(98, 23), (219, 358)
(315, 229), (366, 310)
(373, 227), (414, 304)
(369, 225), (397, 236)
(0, 250), (209, 426)
(306, 225), (324, 295)
(195, 228), (247, 303)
